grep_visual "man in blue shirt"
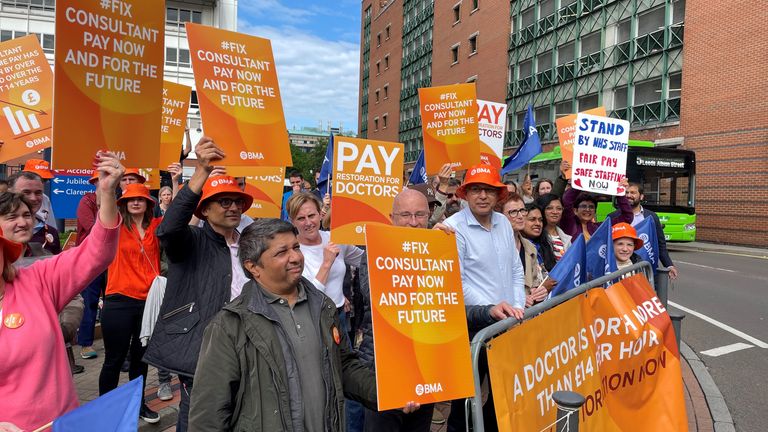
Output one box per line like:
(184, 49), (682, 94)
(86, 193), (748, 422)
(280, 170), (305, 220)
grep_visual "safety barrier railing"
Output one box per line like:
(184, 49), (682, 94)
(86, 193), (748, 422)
(466, 261), (656, 432)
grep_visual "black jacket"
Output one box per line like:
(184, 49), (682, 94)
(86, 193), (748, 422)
(608, 207), (674, 268)
(143, 185), (236, 377)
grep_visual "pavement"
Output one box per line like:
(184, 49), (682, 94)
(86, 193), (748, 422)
(667, 240), (768, 258)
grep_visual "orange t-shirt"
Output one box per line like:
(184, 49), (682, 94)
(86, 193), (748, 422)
(105, 217), (162, 300)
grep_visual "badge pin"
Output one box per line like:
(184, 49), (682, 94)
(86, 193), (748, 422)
(4, 312), (25, 329)
(45, 233), (55, 244)
(332, 326), (341, 345)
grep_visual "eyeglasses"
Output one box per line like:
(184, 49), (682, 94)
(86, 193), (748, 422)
(214, 197), (246, 209)
(577, 204), (596, 211)
(394, 211), (429, 220)
(506, 208), (528, 218)
(466, 185), (499, 195)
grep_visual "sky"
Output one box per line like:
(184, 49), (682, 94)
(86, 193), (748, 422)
(238, 0), (362, 134)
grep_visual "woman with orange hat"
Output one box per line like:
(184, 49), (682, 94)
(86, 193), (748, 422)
(0, 151), (123, 432)
(612, 222), (645, 276)
(97, 183), (162, 423)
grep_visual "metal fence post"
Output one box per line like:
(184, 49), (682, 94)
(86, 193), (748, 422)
(654, 268), (670, 308)
(553, 391), (585, 432)
(669, 311), (685, 351)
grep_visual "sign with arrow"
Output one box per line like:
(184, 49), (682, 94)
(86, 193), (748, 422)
(50, 169), (96, 219)
(0, 35), (54, 163)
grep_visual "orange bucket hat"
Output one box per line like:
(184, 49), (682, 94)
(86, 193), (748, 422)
(117, 183), (156, 209)
(23, 159), (53, 179)
(194, 176), (254, 219)
(456, 164), (509, 201)
(123, 168), (147, 184)
(611, 222), (644, 250)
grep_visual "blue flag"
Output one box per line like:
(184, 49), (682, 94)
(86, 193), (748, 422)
(585, 219), (618, 281)
(53, 377), (142, 432)
(317, 133), (334, 196)
(408, 150), (428, 185)
(635, 217), (659, 271)
(501, 105), (542, 175)
(548, 235), (587, 297)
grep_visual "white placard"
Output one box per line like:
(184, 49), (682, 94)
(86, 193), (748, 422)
(572, 113), (630, 196)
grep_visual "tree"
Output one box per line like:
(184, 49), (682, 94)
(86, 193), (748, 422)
(288, 137), (329, 185)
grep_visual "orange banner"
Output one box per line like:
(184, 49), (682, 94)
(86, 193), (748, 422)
(419, 83), (480, 174)
(243, 167), (285, 218)
(186, 23), (291, 167)
(488, 275), (687, 431)
(331, 136), (403, 245)
(0, 35), (54, 163)
(365, 224), (474, 410)
(53, 0), (165, 169)
(138, 167), (158, 189)
(159, 81), (191, 169)
(555, 106), (606, 178)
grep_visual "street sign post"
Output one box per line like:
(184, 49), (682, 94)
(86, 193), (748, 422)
(50, 170), (95, 219)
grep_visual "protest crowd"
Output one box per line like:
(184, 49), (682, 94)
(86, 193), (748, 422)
(0, 135), (678, 432)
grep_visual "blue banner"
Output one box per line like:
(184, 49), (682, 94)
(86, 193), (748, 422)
(635, 217), (659, 271)
(548, 234), (587, 297)
(585, 219), (618, 281)
(408, 150), (428, 185)
(316, 133), (334, 196)
(50, 173), (96, 219)
(501, 105), (542, 175)
(53, 377), (142, 432)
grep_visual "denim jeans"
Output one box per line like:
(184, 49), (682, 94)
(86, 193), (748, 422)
(77, 272), (105, 347)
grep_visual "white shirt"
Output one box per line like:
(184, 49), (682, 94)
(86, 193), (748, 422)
(300, 230), (364, 307)
(444, 207), (526, 308)
(228, 230), (249, 300)
(631, 206), (646, 227)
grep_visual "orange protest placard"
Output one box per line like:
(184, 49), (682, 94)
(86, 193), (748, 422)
(488, 274), (687, 432)
(159, 81), (191, 169)
(138, 168), (158, 189)
(186, 23), (291, 167)
(555, 106), (606, 178)
(365, 225), (474, 410)
(53, 0), (165, 169)
(330, 136), (403, 245)
(419, 83), (480, 174)
(0, 35), (54, 163)
(242, 167), (286, 218)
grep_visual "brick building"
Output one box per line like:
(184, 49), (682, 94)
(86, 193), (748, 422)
(357, 0), (767, 246)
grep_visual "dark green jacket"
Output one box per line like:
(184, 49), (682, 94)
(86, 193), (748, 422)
(189, 279), (377, 432)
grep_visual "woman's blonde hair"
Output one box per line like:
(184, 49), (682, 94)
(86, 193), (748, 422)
(285, 192), (322, 221)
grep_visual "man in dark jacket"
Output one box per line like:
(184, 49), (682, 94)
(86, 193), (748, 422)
(143, 137), (254, 432)
(608, 182), (678, 279)
(358, 188), (518, 432)
(189, 219), (419, 431)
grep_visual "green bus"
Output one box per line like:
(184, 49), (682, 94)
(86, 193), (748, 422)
(516, 140), (696, 242)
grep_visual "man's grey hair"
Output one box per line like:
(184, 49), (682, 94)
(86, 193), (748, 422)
(239, 218), (298, 279)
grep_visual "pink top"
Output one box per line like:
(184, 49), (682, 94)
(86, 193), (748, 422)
(0, 217), (119, 430)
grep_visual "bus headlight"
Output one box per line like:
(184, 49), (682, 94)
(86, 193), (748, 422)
(684, 224), (696, 231)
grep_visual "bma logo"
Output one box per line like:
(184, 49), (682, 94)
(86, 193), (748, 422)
(470, 167), (491, 176)
(415, 382), (443, 396)
(419, 166), (427, 182)
(598, 245), (607, 259)
(573, 263), (582, 286)
(640, 233), (655, 262)
(210, 178), (234, 188)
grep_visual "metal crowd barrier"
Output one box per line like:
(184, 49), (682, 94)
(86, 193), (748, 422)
(466, 261), (656, 432)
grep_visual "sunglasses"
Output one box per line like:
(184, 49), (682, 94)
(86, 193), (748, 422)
(214, 197), (245, 209)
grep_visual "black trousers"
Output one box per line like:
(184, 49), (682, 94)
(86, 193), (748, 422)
(98, 294), (148, 399)
(364, 404), (434, 432)
(447, 348), (498, 432)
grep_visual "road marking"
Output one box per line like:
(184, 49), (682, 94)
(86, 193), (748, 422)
(700, 342), (754, 357)
(676, 261), (735, 273)
(669, 301), (768, 349)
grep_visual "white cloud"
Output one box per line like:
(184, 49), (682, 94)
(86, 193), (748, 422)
(237, 22), (361, 133)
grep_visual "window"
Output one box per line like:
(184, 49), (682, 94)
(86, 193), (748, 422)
(466, 75), (478, 83)
(617, 19), (631, 44)
(376, 61), (381, 75)
(384, 55), (390, 69)
(634, 78), (662, 105)
(190, 91), (199, 110)
(555, 101), (573, 116)
(374, 117), (379, 131)
(385, 25), (391, 39)
(558, 42), (575, 65)
(453, 3), (461, 23)
(451, 45), (459, 64)
(669, 73), (682, 98)
(1, 0), (55, 11)
(518, 59), (533, 78)
(166, 7), (202, 26)
(375, 89), (380, 103)
(521, 7), (535, 28)
(581, 32), (601, 55)
(516, 111), (526, 129)
(165, 47), (191, 67)
(535, 106), (551, 125)
(539, 0), (555, 18)
(469, 34), (478, 54)
(383, 114), (388, 128)
(472, 0), (479, 11)
(579, 93), (599, 110)
(638, 6), (665, 37)
(377, 33), (382, 47)
(613, 86), (628, 109)
(537, 52), (552, 72)
(0, 31), (54, 53)
(672, 0), (686, 24)
(384, 85), (389, 99)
